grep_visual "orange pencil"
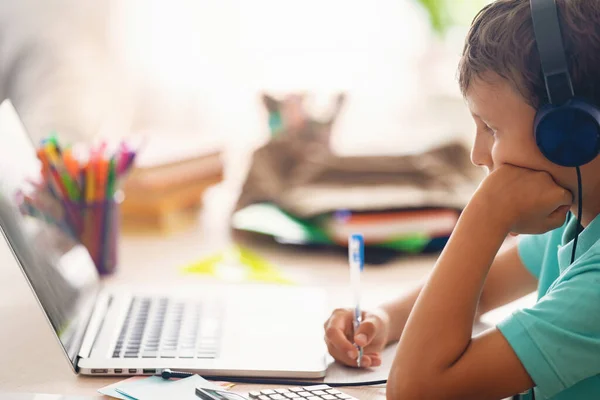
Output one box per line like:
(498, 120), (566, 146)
(63, 148), (79, 179)
(36, 149), (49, 177)
(96, 158), (109, 201)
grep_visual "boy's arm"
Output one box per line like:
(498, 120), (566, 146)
(379, 241), (537, 344)
(387, 199), (535, 400)
(385, 165), (573, 400)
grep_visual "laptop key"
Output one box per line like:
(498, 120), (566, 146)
(260, 390), (275, 395)
(160, 350), (177, 358)
(179, 350), (194, 358)
(275, 389), (289, 393)
(141, 351), (158, 358)
(297, 392), (312, 397)
(322, 396), (337, 400)
(268, 395), (285, 400)
(248, 391), (261, 398)
(196, 354), (216, 359)
(283, 393), (300, 398)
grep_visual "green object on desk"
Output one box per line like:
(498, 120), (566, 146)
(376, 234), (431, 253)
(232, 203), (331, 245)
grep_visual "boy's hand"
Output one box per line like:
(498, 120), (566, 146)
(473, 164), (573, 234)
(324, 308), (390, 368)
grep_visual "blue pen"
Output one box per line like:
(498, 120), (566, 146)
(349, 233), (364, 367)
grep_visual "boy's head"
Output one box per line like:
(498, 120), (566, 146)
(458, 0), (600, 209)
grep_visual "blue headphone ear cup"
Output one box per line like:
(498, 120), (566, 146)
(534, 99), (600, 167)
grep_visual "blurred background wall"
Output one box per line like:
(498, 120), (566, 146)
(0, 0), (491, 155)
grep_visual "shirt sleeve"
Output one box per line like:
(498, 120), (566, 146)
(517, 232), (553, 279)
(497, 259), (600, 399)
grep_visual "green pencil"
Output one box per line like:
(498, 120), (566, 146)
(106, 158), (116, 199)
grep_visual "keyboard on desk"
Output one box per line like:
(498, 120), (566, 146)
(249, 385), (357, 400)
(112, 296), (222, 359)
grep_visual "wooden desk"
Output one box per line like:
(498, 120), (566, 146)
(0, 199), (435, 399)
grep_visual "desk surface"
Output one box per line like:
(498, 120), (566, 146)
(0, 189), (435, 400)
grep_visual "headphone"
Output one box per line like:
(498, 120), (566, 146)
(523, 1), (600, 398)
(531, 0), (600, 167)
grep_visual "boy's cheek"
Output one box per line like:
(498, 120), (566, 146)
(491, 140), (547, 172)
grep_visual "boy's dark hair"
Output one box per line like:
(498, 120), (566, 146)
(458, 0), (600, 108)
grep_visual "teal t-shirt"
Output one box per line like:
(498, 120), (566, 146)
(497, 213), (600, 399)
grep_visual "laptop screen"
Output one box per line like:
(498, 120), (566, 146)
(0, 100), (100, 370)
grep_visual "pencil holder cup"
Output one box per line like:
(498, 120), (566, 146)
(73, 192), (123, 276)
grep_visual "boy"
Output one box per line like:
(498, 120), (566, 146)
(323, 0), (600, 399)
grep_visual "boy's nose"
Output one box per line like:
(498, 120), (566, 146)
(470, 135), (493, 171)
(470, 146), (492, 170)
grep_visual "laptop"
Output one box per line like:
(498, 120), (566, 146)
(0, 100), (328, 378)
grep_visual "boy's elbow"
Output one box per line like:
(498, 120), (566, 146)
(386, 368), (434, 400)
(387, 369), (478, 400)
(386, 383), (424, 400)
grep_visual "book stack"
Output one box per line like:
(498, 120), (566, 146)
(121, 136), (224, 234)
(232, 203), (461, 258)
(325, 208), (460, 247)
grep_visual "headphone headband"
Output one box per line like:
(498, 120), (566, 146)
(530, 0), (574, 105)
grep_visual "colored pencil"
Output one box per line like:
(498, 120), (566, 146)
(29, 135), (138, 274)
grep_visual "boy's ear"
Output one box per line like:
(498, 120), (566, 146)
(328, 92), (347, 122)
(262, 93), (280, 113)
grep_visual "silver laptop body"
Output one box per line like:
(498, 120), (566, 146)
(0, 99), (328, 379)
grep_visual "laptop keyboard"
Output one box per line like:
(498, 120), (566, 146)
(112, 297), (222, 359)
